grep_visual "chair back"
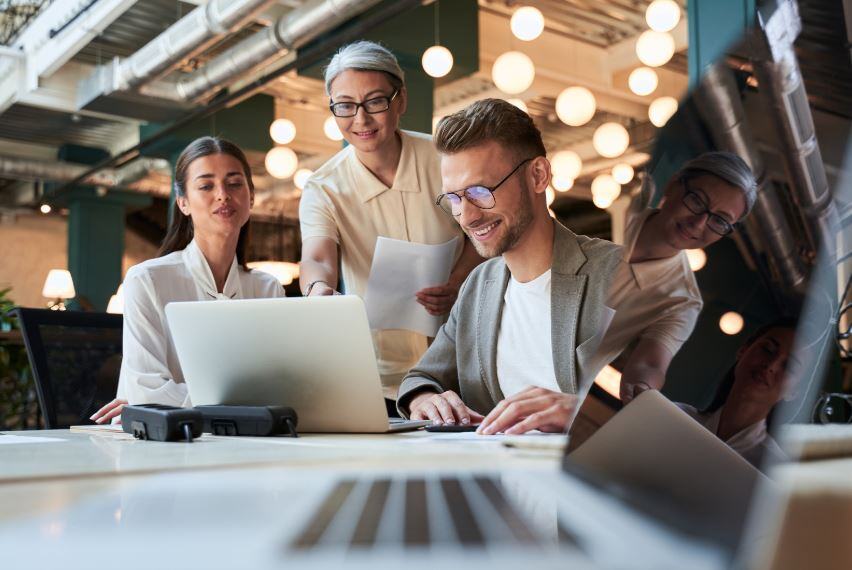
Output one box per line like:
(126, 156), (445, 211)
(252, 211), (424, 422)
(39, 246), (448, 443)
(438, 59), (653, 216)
(13, 308), (122, 428)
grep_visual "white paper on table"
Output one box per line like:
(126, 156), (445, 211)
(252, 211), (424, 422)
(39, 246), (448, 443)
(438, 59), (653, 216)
(364, 236), (461, 337)
(0, 434), (65, 445)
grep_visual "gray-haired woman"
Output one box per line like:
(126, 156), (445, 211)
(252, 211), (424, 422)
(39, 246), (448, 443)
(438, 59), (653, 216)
(589, 151), (758, 404)
(298, 41), (482, 408)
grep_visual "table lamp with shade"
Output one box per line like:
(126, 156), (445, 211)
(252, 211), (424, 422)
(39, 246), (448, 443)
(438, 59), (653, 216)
(42, 269), (75, 310)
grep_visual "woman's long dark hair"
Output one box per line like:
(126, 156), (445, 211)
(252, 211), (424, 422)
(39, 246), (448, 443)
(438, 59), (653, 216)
(702, 316), (799, 414)
(157, 136), (254, 270)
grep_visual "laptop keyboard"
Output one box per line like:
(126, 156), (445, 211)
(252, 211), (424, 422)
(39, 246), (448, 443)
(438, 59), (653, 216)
(289, 476), (580, 550)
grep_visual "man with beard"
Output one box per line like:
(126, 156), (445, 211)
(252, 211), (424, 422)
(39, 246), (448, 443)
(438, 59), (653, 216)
(395, 99), (623, 435)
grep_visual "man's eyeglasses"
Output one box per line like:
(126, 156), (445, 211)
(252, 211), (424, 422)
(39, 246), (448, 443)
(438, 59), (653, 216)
(436, 158), (534, 217)
(681, 179), (736, 236)
(329, 90), (399, 118)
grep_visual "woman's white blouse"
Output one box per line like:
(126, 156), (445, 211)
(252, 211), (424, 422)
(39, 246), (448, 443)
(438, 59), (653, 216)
(115, 239), (285, 407)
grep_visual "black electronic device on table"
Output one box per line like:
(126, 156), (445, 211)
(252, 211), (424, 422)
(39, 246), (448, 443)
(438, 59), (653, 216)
(121, 404), (203, 442)
(424, 423), (481, 433)
(195, 405), (299, 437)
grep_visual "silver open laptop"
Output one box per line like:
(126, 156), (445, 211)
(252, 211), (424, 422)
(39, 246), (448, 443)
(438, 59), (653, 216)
(165, 296), (429, 433)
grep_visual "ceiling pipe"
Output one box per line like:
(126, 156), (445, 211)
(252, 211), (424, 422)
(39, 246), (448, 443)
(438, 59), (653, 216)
(77, 0), (278, 111)
(166, 0), (385, 102)
(694, 62), (808, 294)
(0, 155), (169, 188)
(115, 0), (278, 90)
(750, 0), (838, 258)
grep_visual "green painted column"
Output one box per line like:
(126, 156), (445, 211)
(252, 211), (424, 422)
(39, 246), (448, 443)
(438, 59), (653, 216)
(54, 145), (152, 311)
(67, 188), (151, 311)
(688, 0), (756, 88)
(648, 0), (757, 201)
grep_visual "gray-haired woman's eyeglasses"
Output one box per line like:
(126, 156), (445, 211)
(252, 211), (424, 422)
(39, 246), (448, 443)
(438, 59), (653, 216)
(329, 90), (399, 118)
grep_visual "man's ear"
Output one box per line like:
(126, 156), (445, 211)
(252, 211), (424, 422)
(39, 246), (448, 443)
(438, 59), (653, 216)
(530, 156), (551, 195)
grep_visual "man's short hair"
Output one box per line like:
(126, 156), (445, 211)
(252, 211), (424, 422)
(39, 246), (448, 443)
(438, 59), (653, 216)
(435, 98), (547, 161)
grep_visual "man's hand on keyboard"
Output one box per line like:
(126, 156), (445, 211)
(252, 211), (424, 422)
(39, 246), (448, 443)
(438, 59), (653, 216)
(409, 390), (484, 426)
(477, 387), (578, 435)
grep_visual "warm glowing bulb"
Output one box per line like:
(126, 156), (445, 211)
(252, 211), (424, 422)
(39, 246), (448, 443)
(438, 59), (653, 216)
(39, 204), (51, 214)
(635, 30), (676, 67)
(628, 67), (659, 96)
(612, 163), (634, 184)
(686, 249), (707, 272)
(593, 123), (630, 158)
(264, 146), (299, 179)
(293, 168), (313, 190)
(491, 51), (535, 94)
(555, 86), (596, 126)
(646, 0), (681, 32)
(506, 98), (528, 113)
(421, 45), (454, 78)
(510, 6), (545, 41)
(546, 186), (555, 206)
(269, 118), (296, 144)
(591, 174), (621, 209)
(323, 116), (343, 141)
(719, 311), (744, 335)
(551, 150), (583, 180)
(649, 96), (679, 127)
(553, 176), (574, 192)
(636, 30), (675, 67)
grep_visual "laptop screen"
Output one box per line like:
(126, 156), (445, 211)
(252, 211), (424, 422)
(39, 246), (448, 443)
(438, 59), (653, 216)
(561, 3), (850, 560)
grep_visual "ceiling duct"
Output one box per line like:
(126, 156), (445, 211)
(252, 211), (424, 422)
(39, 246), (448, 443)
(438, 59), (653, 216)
(694, 62), (808, 294)
(750, 0), (838, 258)
(166, 0), (385, 103)
(0, 155), (169, 189)
(77, 0), (279, 121)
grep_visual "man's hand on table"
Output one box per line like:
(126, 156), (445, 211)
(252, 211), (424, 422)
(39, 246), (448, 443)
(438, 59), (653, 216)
(477, 387), (578, 435)
(409, 390), (484, 425)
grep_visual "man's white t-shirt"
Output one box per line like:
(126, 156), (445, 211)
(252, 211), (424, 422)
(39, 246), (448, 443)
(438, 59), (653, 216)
(496, 269), (559, 398)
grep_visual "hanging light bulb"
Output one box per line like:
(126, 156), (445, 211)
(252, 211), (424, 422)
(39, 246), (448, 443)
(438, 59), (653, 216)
(686, 249), (707, 272)
(510, 6), (545, 41)
(506, 98), (528, 113)
(719, 311), (744, 335)
(646, 0), (681, 32)
(628, 67), (659, 96)
(592, 123), (630, 158)
(550, 150), (582, 180)
(269, 118), (296, 144)
(323, 116), (343, 141)
(265, 147), (299, 179)
(293, 168), (314, 190)
(39, 204), (51, 214)
(421, 45), (454, 78)
(546, 186), (556, 206)
(648, 96), (679, 127)
(491, 51), (535, 94)
(591, 174), (621, 209)
(552, 176), (574, 192)
(555, 86), (596, 126)
(635, 30), (676, 67)
(612, 163), (634, 184)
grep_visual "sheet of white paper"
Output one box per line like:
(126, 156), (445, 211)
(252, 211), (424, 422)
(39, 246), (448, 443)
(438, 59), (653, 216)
(364, 236), (461, 336)
(0, 434), (65, 445)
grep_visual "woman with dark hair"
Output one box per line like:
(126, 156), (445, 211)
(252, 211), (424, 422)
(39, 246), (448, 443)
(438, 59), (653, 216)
(91, 137), (284, 423)
(677, 318), (801, 468)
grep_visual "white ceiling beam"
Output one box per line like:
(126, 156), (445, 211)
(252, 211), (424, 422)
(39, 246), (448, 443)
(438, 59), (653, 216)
(14, 0), (138, 81)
